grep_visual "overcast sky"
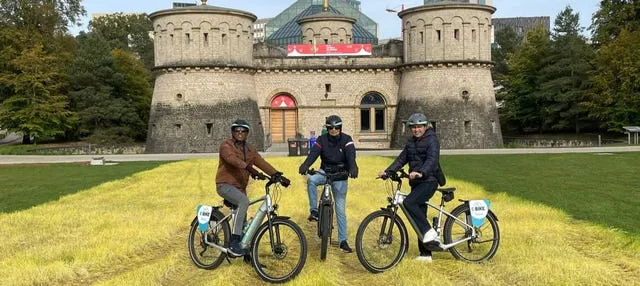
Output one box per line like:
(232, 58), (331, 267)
(73, 0), (600, 39)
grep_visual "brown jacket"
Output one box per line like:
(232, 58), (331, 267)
(215, 138), (277, 194)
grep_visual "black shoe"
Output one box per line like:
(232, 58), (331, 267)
(308, 210), (319, 222)
(339, 241), (353, 253)
(228, 234), (246, 257)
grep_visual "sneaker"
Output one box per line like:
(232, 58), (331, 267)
(339, 241), (353, 253)
(308, 210), (319, 222)
(422, 228), (438, 243)
(415, 255), (433, 262)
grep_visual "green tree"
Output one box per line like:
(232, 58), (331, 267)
(69, 32), (147, 143)
(111, 49), (152, 141)
(501, 26), (551, 133)
(89, 13), (154, 70)
(585, 29), (640, 131)
(538, 6), (594, 133)
(590, 0), (640, 46)
(0, 0), (85, 35)
(0, 44), (75, 143)
(491, 26), (522, 102)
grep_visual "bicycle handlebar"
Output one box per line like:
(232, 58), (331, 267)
(378, 169), (410, 182)
(253, 172), (290, 188)
(307, 168), (349, 179)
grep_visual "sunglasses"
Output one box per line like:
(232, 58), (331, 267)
(233, 129), (248, 134)
(410, 125), (426, 129)
(326, 126), (341, 130)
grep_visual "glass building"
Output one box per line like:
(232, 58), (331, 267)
(265, 0), (378, 46)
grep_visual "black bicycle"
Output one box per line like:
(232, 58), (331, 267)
(188, 173), (307, 283)
(306, 168), (349, 260)
(355, 170), (500, 273)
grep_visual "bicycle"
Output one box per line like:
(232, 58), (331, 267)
(187, 173), (308, 283)
(306, 168), (349, 260)
(355, 169), (500, 273)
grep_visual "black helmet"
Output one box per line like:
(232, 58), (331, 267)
(407, 113), (428, 127)
(231, 119), (250, 131)
(325, 115), (343, 128)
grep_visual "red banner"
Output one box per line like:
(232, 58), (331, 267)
(287, 44), (372, 57)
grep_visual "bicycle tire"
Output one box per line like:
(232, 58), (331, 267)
(187, 210), (230, 269)
(319, 204), (333, 260)
(251, 218), (308, 283)
(355, 210), (409, 273)
(443, 203), (500, 262)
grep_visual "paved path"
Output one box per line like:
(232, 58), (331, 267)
(1, 146), (639, 165)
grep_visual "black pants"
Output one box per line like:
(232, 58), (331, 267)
(403, 181), (438, 256)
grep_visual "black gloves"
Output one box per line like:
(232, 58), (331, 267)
(298, 165), (308, 175)
(271, 172), (291, 187)
(349, 167), (359, 179)
(246, 164), (265, 179)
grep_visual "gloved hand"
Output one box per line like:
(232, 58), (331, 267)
(280, 175), (291, 187)
(246, 164), (263, 179)
(349, 167), (359, 179)
(378, 171), (389, 180)
(298, 165), (308, 175)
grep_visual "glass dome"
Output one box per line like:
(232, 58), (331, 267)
(424, 0), (491, 4)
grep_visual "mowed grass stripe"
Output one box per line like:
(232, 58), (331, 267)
(0, 156), (637, 285)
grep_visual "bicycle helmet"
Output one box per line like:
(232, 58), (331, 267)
(231, 119), (250, 131)
(325, 115), (343, 128)
(407, 113), (428, 127)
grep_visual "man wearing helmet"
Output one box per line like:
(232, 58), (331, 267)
(298, 115), (359, 253)
(216, 119), (291, 257)
(378, 112), (442, 262)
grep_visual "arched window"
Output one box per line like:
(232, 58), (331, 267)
(360, 92), (386, 132)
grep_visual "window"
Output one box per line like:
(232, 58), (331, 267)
(175, 124), (182, 137)
(176, 93), (183, 101)
(203, 33), (208, 46)
(325, 84), (331, 93)
(360, 93), (386, 132)
(324, 39), (328, 44)
(454, 29), (460, 40)
(472, 29), (477, 42)
(464, 121), (471, 133)
(185, 33), (190, 44)
(491, 120), (496, 134)
(436, 30), (441, 42)
(222, 33), (227, 45)
(206, 123), (213, 136)
(420, 31), (424, 44)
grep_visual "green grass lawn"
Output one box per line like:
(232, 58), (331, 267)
(0, 162), (168, 213)
(442, 152), (640, 235)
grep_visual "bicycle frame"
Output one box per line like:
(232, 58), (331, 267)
(202, 181), (278, 254)
(387, 180), (475, 251)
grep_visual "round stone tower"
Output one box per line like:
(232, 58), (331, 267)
(146, 2), (262, 153)
(392, 0), (503, 149)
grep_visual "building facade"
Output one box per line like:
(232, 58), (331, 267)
(145, 0), (503, 153)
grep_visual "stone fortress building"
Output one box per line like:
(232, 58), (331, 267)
(146, 0), (503, 153)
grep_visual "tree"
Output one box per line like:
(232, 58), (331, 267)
(0, 44), (75, 143)
(491, 26), (522, 103)
(590, 0), (640, 46)
(0, 0), (85, 35)
(500, 26), (551, 133)
(89, 13), (155, 70)
(537, 6), (594, 133)
(111, 49), (153, 141)
(585, 29), (640, 131)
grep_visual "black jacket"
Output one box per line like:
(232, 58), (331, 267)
(385, 128), (440, 186)
(299, 133), (358, 179)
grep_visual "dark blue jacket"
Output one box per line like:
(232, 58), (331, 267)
(299, 133), (358, 179)
(385, 128), (440, 186)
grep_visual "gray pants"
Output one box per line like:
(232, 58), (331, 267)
(216, 184), (249, 235)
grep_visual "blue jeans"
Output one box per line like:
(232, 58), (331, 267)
(307, 171), (349, 243)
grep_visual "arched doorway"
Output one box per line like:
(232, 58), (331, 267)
(270, 94), (297, 143)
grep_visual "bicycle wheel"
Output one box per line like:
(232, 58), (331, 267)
(187, 210), (230, 269)
(251, 218), (308, 283)
(355, 210), (409, 273)
(443, 203), (500, 262)
(319, 204), (333, 260)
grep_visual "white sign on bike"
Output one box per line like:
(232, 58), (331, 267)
(197, 205), (213, 231)
(469, 200), (490, 227)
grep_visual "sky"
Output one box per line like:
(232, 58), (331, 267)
(73, 0), (600, 39)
